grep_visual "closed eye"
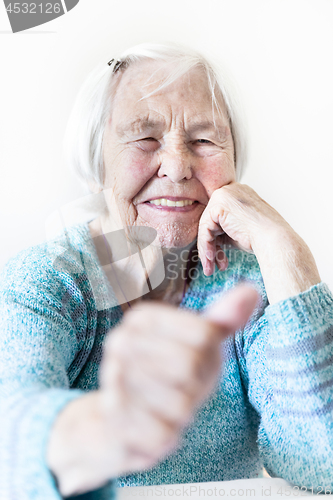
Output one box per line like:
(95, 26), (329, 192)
(136, 137), (160, 152)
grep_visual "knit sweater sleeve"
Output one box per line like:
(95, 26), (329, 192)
(245, 281), (333, 490)
(0, 243), (113, 500)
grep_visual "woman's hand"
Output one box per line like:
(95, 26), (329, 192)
(47, 285), (258, 497)
(197, 182), (321, 304)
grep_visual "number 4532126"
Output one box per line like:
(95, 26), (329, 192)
(6, 3), (61, 14)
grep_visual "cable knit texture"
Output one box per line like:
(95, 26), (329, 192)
(0, 223), (332, 500)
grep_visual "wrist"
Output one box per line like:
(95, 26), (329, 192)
(251, 226), (321, 304)
(250, 222), (293, 252)
(47, 392), (111, 497)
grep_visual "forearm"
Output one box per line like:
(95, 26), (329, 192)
(246, 282), (333, 488)
(252, 227), (321, 304)
(256, 283), (333, 487)
(46, 391), (114, 497)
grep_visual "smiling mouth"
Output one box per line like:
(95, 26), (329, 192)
(147, 198), (198, 207)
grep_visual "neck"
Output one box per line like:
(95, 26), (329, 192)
(144, 240), (196, 305)
(88, 215), (197, 309)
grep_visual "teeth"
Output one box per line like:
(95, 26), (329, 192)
(149, 198), (194, 207)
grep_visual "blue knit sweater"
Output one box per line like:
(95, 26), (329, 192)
(0, 223), (332, 500)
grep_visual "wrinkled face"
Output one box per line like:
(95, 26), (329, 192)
(102, 60), (236, 248)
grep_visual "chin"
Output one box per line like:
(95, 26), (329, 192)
(135, 218), (198, 249)
(153, 224), (198, 249)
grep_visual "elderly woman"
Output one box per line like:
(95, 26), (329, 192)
(0, 43), (332, 500)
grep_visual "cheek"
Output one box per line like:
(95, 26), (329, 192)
(126, 150), (156, 184)
(105, 150), (158, 199)
(197, 157), (236, 198)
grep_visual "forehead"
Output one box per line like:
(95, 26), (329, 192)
(110, 60), (229, 127)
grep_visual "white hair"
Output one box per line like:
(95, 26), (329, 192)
(64, 42), (247, 189)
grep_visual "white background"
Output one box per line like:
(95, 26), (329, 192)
(1, 0), (333, 289)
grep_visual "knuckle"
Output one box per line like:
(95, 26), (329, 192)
(192, 321), (218, 349)
(210, 188), (222, 200)
(199, 218), (213, 230)
(180, 347), (215, 390)
(148, 421), (178, 453)
(124, 309), (146, 328)
(166, 393), (193, 424)
(107, 331), (128, 354)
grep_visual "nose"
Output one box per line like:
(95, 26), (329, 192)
(157, 143), (193, 183)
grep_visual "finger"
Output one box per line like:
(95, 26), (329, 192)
(98, 356), (128, 417)
(106, 323), (221, 399)
(198, 205), (226, 276)
(109, 334), (205, 389)
(124, 367), (195, 425)
(197, 226), (218, 276)
(122, 447), (174, 475)
(122, 405), (180, 457)
(130, 334), (221, 398)
(123, 303), (223, 349)
(215, 246), (228, 271)
(203, 284), (259, 340)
